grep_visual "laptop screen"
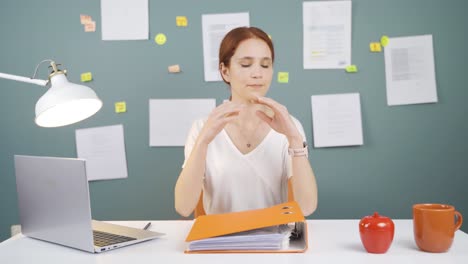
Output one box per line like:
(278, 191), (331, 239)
(14, 155), (95, 252)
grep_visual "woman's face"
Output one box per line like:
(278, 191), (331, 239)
(221, 38), (273, 103)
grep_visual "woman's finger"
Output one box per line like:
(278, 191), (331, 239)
(256, 110), (272, 124)
(256, 97), (282, 111)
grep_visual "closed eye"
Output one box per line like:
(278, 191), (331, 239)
(261, 58), (272, 68)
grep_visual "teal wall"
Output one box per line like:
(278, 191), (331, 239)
(1, 0), (467, 241)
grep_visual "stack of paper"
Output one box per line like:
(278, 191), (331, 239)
(187, 225), (293, 251)
(184, 201), (308, 253)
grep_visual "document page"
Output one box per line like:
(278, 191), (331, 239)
(202, 12), (250, 81)
(384, 34), (438, 106)
(101, 0), (149, 40)
(149, 99), (216, 146)
(303, 1), (352, 69)
(187, 225), (293, 251)
(311, 93), (363, 148)
(75, 124), (128, 181)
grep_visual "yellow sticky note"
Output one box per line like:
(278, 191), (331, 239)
(80, 72), (92, 82)
(115, 102), (127, 113)
(176, 16), (188, 27)
(155, 33), (167, 45)
(370, 42), (382, 52)
(380, 35), (390, 47)
(278, 72), (289, 83)
(345, 65), (358, 73)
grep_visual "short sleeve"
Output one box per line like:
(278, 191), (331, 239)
(182, 119), (205, 168)
(286, 116), (308, 178)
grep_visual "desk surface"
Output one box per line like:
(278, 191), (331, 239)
(1, 220), (467, 263)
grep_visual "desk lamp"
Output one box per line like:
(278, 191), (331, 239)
(0, 59), (103, 127)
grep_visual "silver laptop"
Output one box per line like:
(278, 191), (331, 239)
(14, 155), (165, 253)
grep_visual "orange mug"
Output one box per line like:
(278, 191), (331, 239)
(413, 204), (463, 252)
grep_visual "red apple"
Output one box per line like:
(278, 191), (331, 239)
(359, 212), (395, 253)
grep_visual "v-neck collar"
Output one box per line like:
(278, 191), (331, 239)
(221, 128), (273, 157)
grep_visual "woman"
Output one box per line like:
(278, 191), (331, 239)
(175, 27), (317, 217)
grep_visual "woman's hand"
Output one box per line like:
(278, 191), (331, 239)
(255, 97), (302, 145)
(197, 101), (244, 145)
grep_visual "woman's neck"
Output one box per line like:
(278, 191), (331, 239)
(235, 104), (264, 129)
(224, 97), (271, 151)
(229, 96), (272, 127)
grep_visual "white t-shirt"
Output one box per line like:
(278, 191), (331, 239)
(183, 116), (307, 214)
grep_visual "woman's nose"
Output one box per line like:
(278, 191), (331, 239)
(250, 66), (262, 78)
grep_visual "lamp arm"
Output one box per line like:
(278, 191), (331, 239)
(0, 59), (57, 87)
(0, 72), (48, 86)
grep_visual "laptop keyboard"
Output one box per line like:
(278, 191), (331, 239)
(93, 230), (137, 247)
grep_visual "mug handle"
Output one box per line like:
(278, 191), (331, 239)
(455, 211), (463, 231)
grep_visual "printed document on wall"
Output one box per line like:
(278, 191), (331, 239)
(149, 99), (216, 146)
(384, 35), (438, 106)
(202, 12), (250, 81)
(311, 93), (363, 148)
(101, 0), (148, 40)
(303, 1), (352, 69)
(75, 124), (128, 181)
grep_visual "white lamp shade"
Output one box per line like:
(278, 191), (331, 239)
(35, 74), (103, 127)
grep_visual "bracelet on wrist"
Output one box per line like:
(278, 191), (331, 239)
(288, 142), (308, 157)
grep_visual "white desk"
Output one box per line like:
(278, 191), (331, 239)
(1, 220), (467, 263)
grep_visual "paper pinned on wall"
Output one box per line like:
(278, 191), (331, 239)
(75, 124), (128, 181)
(311, 93), (363, 148)
(303, 1), (352, 69)
(202, 12), (250, 82)
(384, 35), (438, 106)
(149, 99), (216, 146)
(101, 0), (148, 40)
